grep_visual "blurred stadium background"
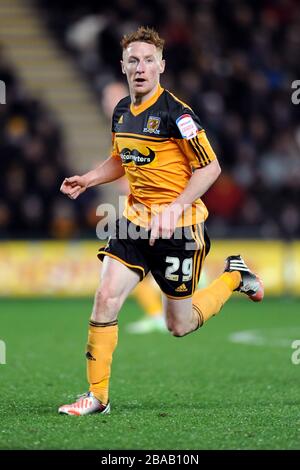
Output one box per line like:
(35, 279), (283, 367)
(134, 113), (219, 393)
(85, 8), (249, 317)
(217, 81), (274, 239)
(1, 0), (300, 450)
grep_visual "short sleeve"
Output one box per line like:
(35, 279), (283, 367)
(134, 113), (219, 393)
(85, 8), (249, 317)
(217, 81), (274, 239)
(110, 132), (121, 160)
(171, 108), (216, 169)
(177, 128), (217, 169)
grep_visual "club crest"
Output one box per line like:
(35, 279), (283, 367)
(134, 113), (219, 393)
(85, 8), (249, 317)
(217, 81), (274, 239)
(144, 116), (161, 134)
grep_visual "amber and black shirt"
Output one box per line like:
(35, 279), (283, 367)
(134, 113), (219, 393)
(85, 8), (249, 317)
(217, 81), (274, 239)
(111, 84), (216, 227)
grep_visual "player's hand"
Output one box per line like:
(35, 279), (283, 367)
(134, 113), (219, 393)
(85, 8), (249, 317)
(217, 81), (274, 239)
(149, 203), (183, 246)
(60, 175), (88, 199)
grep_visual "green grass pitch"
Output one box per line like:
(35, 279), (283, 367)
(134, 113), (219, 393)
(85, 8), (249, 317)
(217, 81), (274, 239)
(0, 297), (300, 450)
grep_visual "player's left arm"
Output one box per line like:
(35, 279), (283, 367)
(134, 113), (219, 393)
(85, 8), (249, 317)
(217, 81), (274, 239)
(173, 157), (221, 209)
(170, 111), (221, 212)
(149, 159), (220, 245)
(149, 112), (221, 245)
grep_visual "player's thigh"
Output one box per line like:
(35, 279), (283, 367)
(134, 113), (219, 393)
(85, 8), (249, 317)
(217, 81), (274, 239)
(162, 295), (193, 329)
(100, 255), (141, 302)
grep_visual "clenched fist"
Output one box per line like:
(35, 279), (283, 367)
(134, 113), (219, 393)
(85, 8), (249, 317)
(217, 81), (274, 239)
(60, 175), (88, 199)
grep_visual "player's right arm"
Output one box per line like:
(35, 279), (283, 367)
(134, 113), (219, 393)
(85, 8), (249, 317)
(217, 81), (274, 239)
(60, 155), (124, 200)
(61, 99), (127, 199)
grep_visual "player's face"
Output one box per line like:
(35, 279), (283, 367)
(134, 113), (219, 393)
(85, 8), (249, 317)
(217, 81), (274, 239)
(121, 42), (165, 101)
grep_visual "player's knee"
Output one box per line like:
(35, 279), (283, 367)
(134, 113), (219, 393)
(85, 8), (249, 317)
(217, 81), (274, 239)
(171, 328), (187, 337)
(167, 322), (187, 337)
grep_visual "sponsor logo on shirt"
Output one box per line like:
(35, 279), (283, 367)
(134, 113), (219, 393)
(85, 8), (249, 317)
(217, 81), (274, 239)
(176, 114), (198, 139)
(120, 147), (155, 165)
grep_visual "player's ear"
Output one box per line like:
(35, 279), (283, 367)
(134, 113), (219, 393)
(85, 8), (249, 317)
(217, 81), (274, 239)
(120, 60), (126, 74)
(159, 59), (165, 74)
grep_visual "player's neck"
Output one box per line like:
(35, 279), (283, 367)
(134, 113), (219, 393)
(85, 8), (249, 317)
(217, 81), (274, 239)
(131, 84), (161, 108)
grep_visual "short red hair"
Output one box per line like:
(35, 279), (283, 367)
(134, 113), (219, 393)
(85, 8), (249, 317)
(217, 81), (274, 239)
(121, 26), (164, 52)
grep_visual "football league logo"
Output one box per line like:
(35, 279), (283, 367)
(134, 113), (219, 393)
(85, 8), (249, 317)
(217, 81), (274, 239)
(143, 116), (161, 134)
(176, 114), (198, 140)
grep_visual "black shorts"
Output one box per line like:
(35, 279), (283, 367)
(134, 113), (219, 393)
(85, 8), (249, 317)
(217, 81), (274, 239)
(98, 217), (210, 299)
